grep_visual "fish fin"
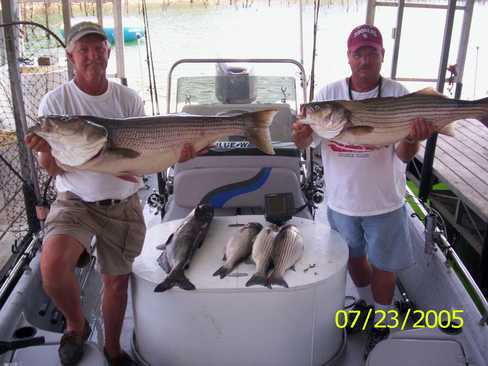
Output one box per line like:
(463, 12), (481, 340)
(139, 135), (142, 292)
(116, 175), (139, 183)
(246, 110), (276, 155)
(345, 126), (375, 136)
(222, 253), (227, 261)
(108, 147), (140, 159)
(213, 265), (230, 279)
(157, 251), (172, 274)
(156, 233), (174, 250)
(414, 87), (445, 97)
(267, 272), (289, 288)
(438, 122), (456, 137)
(154, 271), (195, 292)
(245, 274), (268, 287)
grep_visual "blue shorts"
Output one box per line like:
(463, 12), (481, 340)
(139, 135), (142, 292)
(327, 206), (415, 272)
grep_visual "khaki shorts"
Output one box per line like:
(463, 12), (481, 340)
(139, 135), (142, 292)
(44, 191), (146, 275)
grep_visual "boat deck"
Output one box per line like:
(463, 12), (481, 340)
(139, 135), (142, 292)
(414, 118), (488, 288)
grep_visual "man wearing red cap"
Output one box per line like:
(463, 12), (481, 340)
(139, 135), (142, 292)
(293, 24), (434, 359)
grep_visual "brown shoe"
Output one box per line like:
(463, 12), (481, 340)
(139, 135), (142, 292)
(58, 319), (91, 365)
(104, 349), (138, 366)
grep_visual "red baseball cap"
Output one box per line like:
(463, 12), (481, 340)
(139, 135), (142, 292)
(347, 24), (383, 53)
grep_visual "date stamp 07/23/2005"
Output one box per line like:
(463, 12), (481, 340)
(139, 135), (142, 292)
(335, 309), (464, 332)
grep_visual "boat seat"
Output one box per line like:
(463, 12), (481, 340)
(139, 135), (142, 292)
(366, 332), (467, 366)
(172, 155), (305, 210)
(181, 102), (295, 142)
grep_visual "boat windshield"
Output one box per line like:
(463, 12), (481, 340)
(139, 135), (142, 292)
(175, 75), (297, 109)
(168, 61), (303, 147)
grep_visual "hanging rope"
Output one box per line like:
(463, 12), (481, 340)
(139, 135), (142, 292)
(309, 0), (320, 101)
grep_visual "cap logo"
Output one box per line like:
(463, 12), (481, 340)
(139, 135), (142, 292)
(353, 27), (378, 39)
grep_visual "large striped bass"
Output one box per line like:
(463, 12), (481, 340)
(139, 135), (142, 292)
(267, 224), (304, 288)
(299, 88), (488, 145)
(28, 110), (276, 177)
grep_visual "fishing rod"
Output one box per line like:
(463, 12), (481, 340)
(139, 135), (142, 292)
(146, 8), (160, 115)
(141, 0), (160, 115)
(141, 0), (155, 115)
(309, 0), (320, 101)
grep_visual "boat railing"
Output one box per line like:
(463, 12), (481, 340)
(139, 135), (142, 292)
(406, 186), (488, 325)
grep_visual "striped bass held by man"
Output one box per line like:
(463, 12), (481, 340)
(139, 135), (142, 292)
(299, 87), (488, 146)
(28, 109), (277, 177)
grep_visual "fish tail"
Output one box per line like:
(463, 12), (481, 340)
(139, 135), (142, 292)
(245, 273), (268, 287)
(154, 271), (195, 292)
(266, 272), (289, 288)
(246, 110), (276, 155)
(213, 265), (231, 279)
(476, 96), (488, 126)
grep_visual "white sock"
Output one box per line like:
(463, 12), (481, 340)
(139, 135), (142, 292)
(374, 302), (394, 325)
(356, 285), (374, 305)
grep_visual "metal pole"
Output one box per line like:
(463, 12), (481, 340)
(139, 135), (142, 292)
(61, 0), (73, 79)
(419, 0), (456, 202)
(299, 0), (304, 67)
(366, 0), (375, 25)
(1, 0), (41, 232)
(390, 0), (405, 80)
(113, 0), (127, 86)
(481, 228), (488, 296)
(454, 0), (474, 99)
(96, 0), (104, 27)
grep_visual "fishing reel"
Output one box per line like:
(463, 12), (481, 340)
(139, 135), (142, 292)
(147, 190), (167, 215)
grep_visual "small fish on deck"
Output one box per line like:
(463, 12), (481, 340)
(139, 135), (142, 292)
(213, 222), (262, 279)
(246, 224), (278, 288)
(299, 88), (488, 146)
(154, 204), (214, 292)
(267, 224), (304, 288)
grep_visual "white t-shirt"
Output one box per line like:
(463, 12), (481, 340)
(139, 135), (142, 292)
(38, 80), (145, 201)
(314, 78), (410, 216)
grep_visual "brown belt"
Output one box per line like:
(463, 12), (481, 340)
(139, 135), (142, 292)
(58, 191), (131, 206)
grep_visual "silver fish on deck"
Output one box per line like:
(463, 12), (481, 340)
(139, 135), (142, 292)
(267, 224), (304, 288)
(213, 222), (262, 279)
(299, 88), (488, 146)
(29, 110), (276, 177)
(155, 204), (214, 292)
(246, 225), (278, 288)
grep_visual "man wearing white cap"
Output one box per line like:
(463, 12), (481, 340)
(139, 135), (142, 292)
(25, 21), (144, 366)
(293, 24), (434, 358)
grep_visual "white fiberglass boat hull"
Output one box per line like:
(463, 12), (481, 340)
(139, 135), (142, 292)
(131, 215), (348, 366)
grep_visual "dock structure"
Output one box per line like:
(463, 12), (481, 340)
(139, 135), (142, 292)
(412, 119), (488, 293)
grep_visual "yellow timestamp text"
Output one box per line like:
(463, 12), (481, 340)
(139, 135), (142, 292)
(335, 308), (464, 331)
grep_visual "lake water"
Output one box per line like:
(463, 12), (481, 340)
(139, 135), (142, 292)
(104, 0), (488, 113)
